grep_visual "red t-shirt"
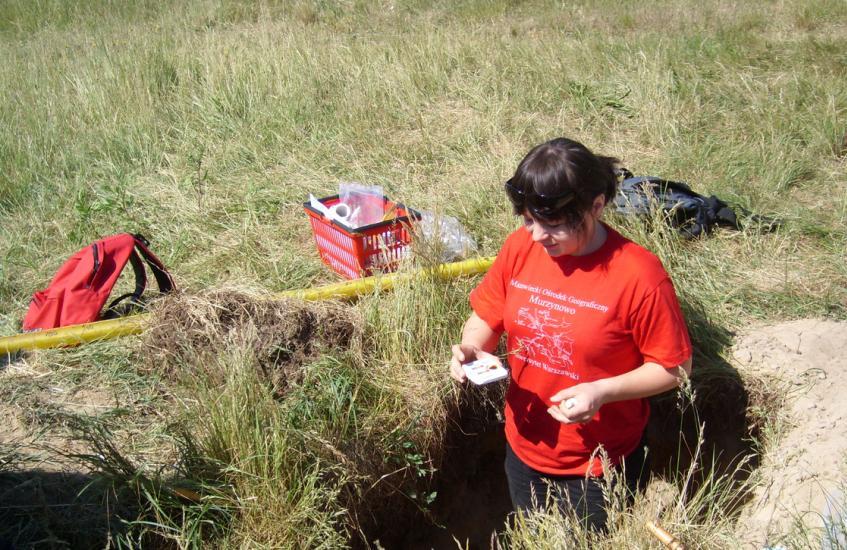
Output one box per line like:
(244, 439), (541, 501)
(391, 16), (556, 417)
(470, 223), (692, 476)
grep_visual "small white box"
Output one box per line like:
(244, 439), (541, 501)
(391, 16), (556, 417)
(462, 357), (508, 385)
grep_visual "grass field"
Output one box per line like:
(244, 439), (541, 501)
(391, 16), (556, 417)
(1, 0), (845, 548)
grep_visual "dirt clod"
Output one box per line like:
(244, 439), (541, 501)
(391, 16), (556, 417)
(142, 290), (361, 395)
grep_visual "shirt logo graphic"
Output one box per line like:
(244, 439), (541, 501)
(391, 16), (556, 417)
(515, 306), (575, 371)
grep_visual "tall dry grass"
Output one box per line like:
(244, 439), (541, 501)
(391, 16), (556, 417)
(1, 0), (845, 547)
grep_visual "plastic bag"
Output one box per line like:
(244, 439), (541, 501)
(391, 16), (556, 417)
(416, 211), (479, 262)
(339, 182), (385, 228)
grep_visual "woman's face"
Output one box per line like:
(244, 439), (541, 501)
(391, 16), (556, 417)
(522, 195), (606, 257)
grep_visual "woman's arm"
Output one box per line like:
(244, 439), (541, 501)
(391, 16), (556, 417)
(547, 358), (692, 424)
(449, 312), (503, 383)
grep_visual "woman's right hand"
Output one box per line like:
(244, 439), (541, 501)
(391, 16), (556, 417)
(449, 344), (501, 384)
(450, 312), (503, 384)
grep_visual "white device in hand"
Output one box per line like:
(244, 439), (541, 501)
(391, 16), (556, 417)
(462, 357), (508, 385)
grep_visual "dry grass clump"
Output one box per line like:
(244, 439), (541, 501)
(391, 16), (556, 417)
(141, 289), (361, 395)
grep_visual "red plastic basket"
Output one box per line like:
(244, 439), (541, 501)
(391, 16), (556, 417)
(303, 194), (420, 279)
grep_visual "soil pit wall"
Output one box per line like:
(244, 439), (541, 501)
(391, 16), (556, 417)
(370, 366), (767, 549)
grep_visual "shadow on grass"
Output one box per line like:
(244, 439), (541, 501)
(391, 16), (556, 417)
(647, 298), (768, 512)
(373, 386), (511, 550)
(403, 393), (512, 550)
(0, 415), (230, 550)
(0, 469), (137, 549)
(0, 351), (25, 370)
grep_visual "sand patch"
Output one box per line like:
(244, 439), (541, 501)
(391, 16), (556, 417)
(0, 360), (126, 473)
(734, 319), (847, 547)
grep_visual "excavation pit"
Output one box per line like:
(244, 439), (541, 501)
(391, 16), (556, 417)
(138, 291), (773, 547)
(367, 364), (769, 549)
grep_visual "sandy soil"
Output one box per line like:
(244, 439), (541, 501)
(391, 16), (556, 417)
(0, 362), (119, 471)
(733, 319), (847, 548)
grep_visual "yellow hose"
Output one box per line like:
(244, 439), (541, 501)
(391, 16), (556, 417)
(646, 521), (686, 550)
(0, 257), (495, 355)
(275, 256), (495, 301)
(0, 316), (149, 355)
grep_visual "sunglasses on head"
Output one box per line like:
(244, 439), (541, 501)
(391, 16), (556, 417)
(504, 179), (575, 212)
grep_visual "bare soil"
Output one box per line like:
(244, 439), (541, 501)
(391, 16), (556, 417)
(734, 319), (847, 548)
(0, 362), (122, 471)
(142, 289), (362, 395)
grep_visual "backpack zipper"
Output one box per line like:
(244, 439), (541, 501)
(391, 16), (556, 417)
(87, 243), (100, 288)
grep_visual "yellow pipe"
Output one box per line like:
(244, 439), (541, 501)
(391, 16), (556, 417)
(646, 521), (686, 550)
(274, 256), (495, 301)
(0, 315), (149, 354)
(0, 257), (495, 355)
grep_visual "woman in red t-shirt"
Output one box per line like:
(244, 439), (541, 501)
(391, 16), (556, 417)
(449, 137), (692, 531)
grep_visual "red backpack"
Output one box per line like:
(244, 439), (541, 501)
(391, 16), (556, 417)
(22, 233), (175, 331)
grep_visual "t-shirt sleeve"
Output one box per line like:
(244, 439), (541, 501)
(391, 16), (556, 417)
(630, 278), (692, 369)
(468, 236), (515, 333)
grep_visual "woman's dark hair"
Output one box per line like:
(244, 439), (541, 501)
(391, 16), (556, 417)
(504, 137), (620, 230)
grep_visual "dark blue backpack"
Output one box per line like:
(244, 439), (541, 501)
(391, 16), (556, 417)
(614, 170), (743, 238)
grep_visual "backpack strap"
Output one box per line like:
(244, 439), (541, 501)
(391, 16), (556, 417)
(102, 234), (175, 319)
(681, 196), (735, 239)
(616, 167), (634, 180)
(705, 196), (740, 228)
(132, 234), (175, 294)
(127, 249), (148, 299)
(103, 250), (148, 317)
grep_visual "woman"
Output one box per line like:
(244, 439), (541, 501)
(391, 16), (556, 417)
(449, 137), (692, 531)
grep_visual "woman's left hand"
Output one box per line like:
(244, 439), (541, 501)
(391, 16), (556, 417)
(547, 382), (607, 424)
